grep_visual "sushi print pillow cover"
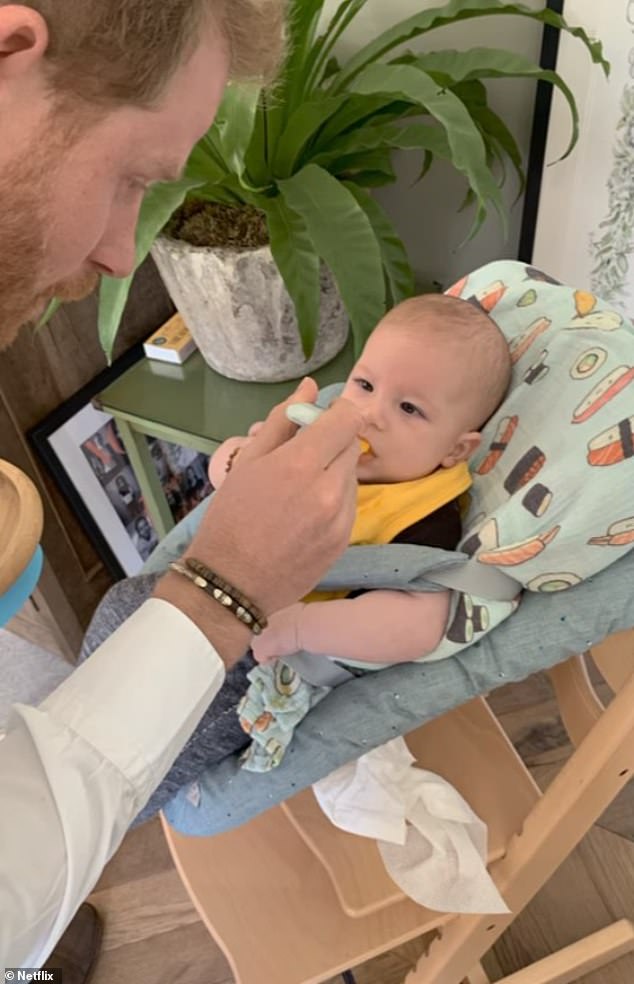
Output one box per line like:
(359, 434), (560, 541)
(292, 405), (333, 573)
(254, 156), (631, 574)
(428, 259), (634, 659)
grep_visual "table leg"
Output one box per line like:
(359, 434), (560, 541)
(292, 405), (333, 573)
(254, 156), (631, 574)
(114, 417), (174, 540)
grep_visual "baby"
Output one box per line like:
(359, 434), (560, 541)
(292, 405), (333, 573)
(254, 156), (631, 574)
(210, 293), (512, 770)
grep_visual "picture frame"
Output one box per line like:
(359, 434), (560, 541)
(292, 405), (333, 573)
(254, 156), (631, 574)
(520, 0), (634, 308)
(29, 345), (212, 579)
(518, 0), (565, 263)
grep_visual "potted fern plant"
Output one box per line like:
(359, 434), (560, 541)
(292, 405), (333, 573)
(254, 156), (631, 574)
(96, 0), (608, 381)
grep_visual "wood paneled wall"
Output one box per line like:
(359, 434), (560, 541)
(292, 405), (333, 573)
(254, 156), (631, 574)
(0, 258), (174, 653)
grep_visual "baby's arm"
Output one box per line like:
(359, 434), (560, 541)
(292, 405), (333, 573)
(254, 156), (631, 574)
(252, 590), (451, 665)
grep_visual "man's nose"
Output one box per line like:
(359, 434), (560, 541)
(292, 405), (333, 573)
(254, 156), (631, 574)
(89, 208), (139, 279)
(90, 235), (137, 279)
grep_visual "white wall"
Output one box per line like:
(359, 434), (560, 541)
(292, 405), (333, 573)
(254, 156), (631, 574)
(321, 0), (546, 287)
(532, 0), (631, 306)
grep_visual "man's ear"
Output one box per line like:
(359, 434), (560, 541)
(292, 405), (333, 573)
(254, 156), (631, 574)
(0, 6), (49, 79)
(441, 431), (482, 468)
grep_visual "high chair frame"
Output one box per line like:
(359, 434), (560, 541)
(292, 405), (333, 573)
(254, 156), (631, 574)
(161, 631), (634, 984)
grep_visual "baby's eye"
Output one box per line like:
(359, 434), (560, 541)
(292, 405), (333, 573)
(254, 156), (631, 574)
(400, 401), (424, 417)
(354, 377), (373, 392)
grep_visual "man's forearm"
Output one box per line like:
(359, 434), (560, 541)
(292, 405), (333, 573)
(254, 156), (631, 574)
(1, 597), (229, 967)
(154, 571), (253, 670)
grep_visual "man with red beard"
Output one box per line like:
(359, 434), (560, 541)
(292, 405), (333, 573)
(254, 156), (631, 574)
(0, 1), (365, 973)
(3, 2), (634, 980)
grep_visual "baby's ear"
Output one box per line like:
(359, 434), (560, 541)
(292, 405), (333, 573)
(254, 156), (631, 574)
(441, 432), (481, 468)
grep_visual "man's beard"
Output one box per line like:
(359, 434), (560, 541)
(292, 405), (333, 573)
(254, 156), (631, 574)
(0, 150), (99, 351)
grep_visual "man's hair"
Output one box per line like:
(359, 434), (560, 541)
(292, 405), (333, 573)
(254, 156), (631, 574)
(384, 293), (513, 427)
(10, 0), (286, 108)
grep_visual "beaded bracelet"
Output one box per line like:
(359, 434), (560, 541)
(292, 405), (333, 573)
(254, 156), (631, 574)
(168, 558), (267, 635)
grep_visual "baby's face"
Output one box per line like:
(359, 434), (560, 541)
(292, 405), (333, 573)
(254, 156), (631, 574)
(341, 321), (480, 484)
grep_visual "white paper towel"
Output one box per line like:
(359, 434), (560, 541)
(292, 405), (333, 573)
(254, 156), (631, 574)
(313, 737), (509, 914)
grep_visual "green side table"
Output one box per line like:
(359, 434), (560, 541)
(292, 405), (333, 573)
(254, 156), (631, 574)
(96, 337), (355, 539)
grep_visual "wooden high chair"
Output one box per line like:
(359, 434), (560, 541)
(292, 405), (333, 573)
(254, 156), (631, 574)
(162, 633), (634, 984)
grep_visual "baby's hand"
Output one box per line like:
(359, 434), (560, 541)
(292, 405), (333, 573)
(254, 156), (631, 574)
(207, 436), (251, 489)
(208, 422), (265, 488)
(251, 603), (305, 664)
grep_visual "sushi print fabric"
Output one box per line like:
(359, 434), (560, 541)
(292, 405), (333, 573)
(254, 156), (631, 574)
(427, 259), (634, 660)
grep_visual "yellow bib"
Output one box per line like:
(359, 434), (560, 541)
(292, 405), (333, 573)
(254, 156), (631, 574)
(306, 462), (471, 603)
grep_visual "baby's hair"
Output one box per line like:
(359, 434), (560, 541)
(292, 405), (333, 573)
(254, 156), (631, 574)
(382, 293), (512, 427)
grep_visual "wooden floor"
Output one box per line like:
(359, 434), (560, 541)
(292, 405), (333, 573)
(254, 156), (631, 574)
(88, 666), (634, 984)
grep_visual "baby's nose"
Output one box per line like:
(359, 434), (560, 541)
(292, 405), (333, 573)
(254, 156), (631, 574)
(365, 401), (386, 428)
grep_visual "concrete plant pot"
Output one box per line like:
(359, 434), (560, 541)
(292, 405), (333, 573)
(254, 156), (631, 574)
(151, 237), (349, 382)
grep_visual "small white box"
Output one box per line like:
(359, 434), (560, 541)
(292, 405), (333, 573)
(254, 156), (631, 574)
(143, 314), (198, 364)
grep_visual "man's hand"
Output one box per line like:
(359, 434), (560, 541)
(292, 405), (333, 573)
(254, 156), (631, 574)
(189, 377), (362, 613)
(155, 378), (363, 666)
